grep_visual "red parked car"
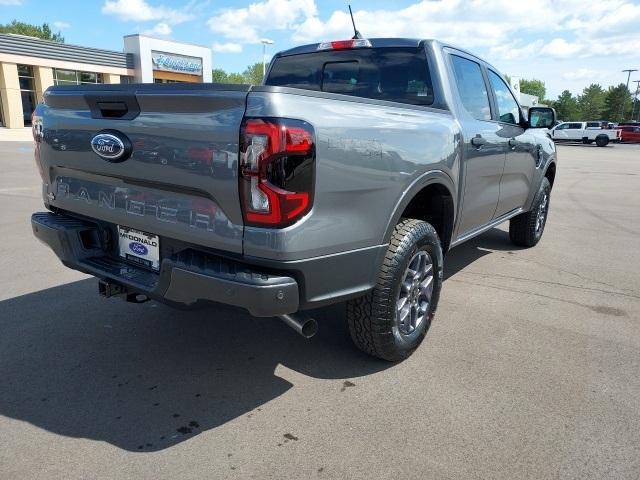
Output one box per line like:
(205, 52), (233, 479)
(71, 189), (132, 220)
(619, 126), (640, 143)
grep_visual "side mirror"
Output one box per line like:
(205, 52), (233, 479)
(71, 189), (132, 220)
(527, 107), (556, 129)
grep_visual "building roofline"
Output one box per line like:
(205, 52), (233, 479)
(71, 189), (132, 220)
(0, 33), (133, 69)
(0, 33), (124, 56)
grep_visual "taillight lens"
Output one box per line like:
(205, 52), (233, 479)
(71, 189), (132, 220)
(31, 111), (46, 181)
(317, 39), (372, 50)
(239, 118), (315, 228)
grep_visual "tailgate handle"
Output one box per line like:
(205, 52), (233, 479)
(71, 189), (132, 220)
(85, 93), (140, 120)
(97, 101), (128, 118)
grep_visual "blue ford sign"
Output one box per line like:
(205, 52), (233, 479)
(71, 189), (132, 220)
(151, 51), (203, 75)
(129, 242), (149, 256)
(90, 131), (131, 162)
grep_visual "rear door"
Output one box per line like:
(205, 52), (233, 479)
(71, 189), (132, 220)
(38, 84), (249, 254)
(486, 69), (538, 217)
(448, 52), (506, 236)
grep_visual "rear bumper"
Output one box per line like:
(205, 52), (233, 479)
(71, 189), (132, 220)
(31, 212), (299, 317)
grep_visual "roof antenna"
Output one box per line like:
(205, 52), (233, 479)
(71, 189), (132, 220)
(348, 5), (362, 39)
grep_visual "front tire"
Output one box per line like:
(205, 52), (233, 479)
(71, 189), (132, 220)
(509, 177), (551, 247)
(346, 219), (443, 362)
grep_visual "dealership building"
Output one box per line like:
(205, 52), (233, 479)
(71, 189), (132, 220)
(0, 33), (212, 128)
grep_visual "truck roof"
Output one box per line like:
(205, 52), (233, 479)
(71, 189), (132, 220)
(275, 38), (429, 57)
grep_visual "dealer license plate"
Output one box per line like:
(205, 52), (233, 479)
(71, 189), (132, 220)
(117, 226), (160, 271)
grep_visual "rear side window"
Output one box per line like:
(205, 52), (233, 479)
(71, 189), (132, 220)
(450, 55), (491, 121)
(266, 47), (434, 106)
(567, 123), (583, 129)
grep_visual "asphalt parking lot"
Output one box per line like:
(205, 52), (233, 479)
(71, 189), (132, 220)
(0, 141), (639, 480)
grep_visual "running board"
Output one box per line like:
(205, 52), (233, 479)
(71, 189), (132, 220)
(449, 208), (524, 249)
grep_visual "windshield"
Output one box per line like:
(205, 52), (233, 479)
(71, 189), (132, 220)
(265, 47), (434, 106)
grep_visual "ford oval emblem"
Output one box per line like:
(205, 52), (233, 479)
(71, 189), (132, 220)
(129, 242), (148, 256)
(90, 130), (131, 162)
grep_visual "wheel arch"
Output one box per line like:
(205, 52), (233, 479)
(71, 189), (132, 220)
(383, 171), (457, 252)
(544, 161), (556, 188)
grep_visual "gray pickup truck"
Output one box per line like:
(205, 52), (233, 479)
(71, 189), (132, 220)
(31, 38), (557, 361)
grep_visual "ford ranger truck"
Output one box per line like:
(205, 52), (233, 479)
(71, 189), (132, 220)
(31, 38), (557, 361)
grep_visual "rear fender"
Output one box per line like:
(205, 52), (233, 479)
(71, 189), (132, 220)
(382, 170), (457, 246)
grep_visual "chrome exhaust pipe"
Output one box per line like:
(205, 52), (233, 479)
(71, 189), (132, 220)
(279, 313), (318, 338)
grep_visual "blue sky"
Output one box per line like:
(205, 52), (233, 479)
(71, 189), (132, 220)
(2, 0), (640, 98)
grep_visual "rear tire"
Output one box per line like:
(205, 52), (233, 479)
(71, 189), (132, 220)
(346, 219), (443, 362)
(509, 177), (551, 247)
(595, 135), (609, 147)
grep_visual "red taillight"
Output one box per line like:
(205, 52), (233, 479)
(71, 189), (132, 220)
(239, 118), (315, 228)
(317, 38), (372, 50)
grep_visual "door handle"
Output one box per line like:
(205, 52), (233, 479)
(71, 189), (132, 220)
(470, 135), (487, 147)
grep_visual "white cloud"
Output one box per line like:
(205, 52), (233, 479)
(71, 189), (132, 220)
(290, 1), (556, 48)
(562, 69), (598, 81)
(207, 0), (317, 44)
(0, 0), (22, 5)
(212, 42), (243, 54)
(102, 0), (193, 24)
(489, 40), (544, 62)
(540, 38), (584, 58)
(142, 22), (172, 36)
(200, 0), (640, 97)
(52, 21), (70, 30)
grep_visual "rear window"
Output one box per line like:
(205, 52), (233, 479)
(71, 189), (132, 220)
(265, 47), (434, 106)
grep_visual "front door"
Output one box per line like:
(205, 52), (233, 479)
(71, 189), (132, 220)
(448, 53), (507, 237)
(487, 70), (538, 216)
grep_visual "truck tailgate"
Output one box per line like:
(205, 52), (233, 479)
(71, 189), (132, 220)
(37, 84), (249, 254)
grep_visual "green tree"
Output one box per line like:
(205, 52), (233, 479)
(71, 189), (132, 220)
(211, 69), (247, 84)
(210, 62), (266, 85)
(242, 62), (264, 85)
(211, 68), (229, 83)
(520, 79), (546, 101)
(577, 84), (605, 119)
(0, 20), (64, 42)
(554, 90), (580, 121)
(602, 83), (634, 122)
(226, 73), (245, 84)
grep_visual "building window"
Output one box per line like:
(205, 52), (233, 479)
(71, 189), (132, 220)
(18, 64), (36, 126)
(53, 69), (104, 86)
(154, 78), (183, 84)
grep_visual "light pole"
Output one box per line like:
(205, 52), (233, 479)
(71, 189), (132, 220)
(261, 39), (274, 78)
(619, 69), (638, 122)
(632, 80), (640, 122)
